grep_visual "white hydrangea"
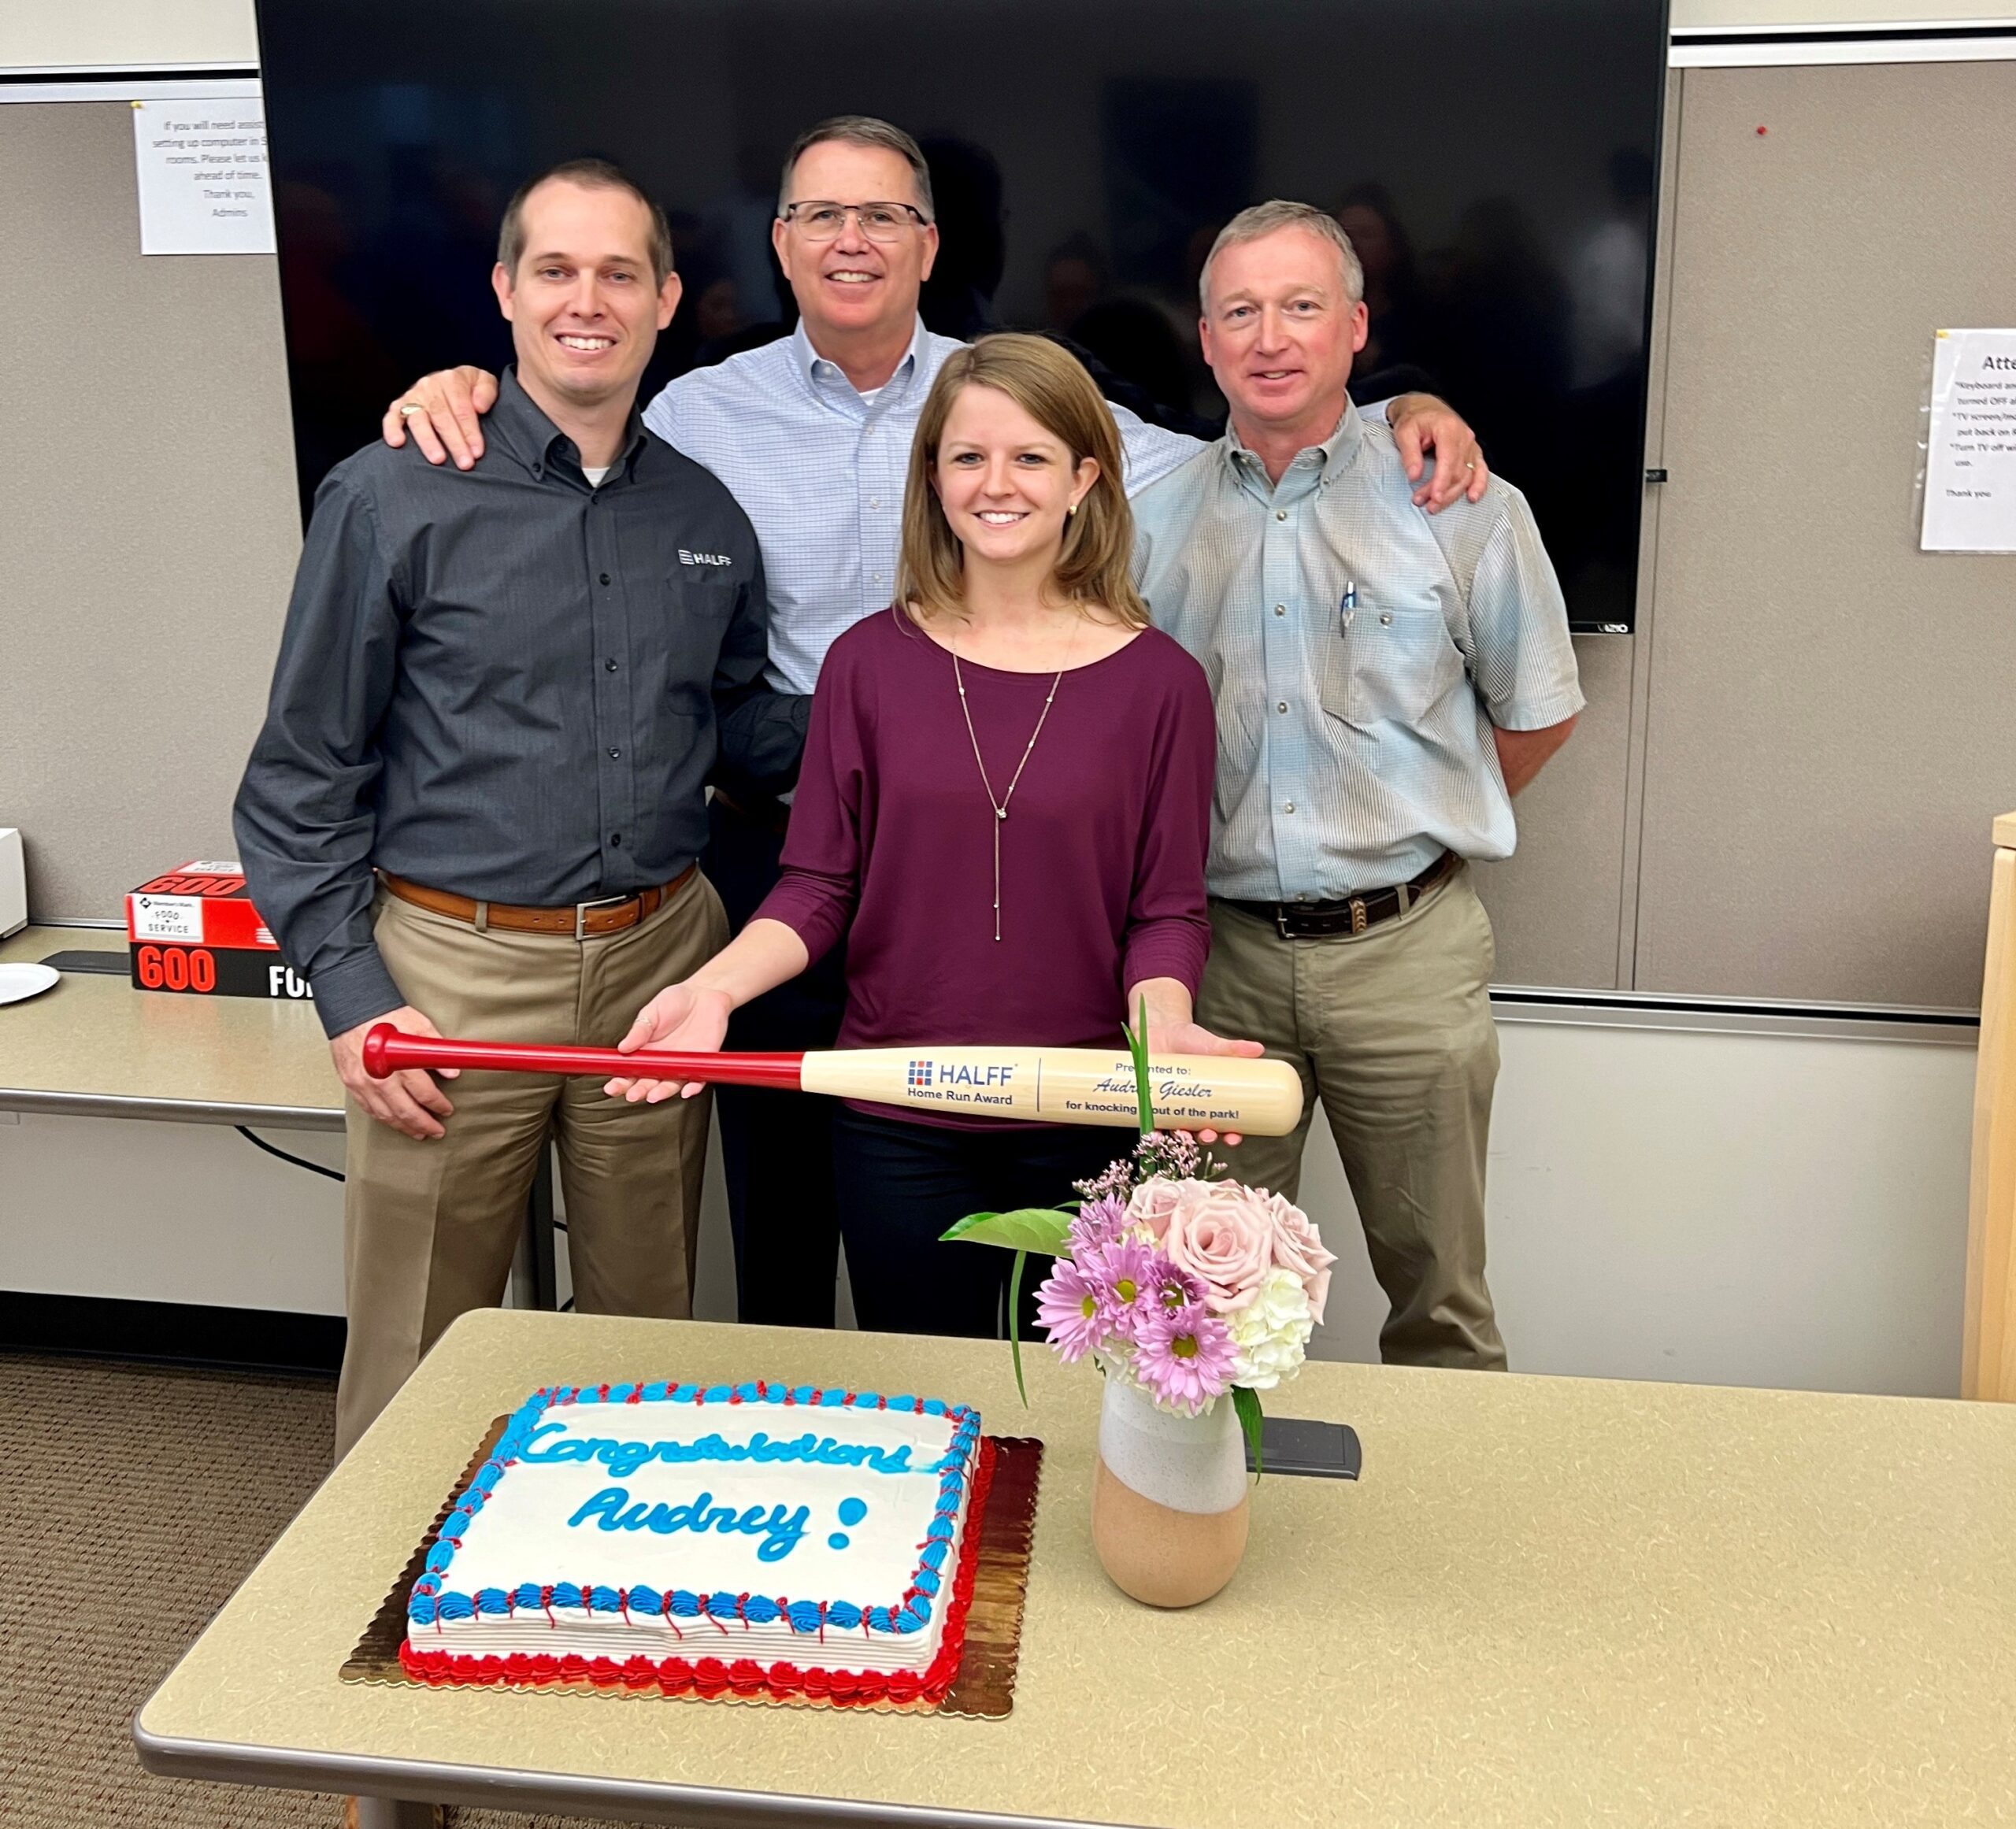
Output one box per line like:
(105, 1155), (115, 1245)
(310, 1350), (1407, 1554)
(1225, 1267), (1313, 1390)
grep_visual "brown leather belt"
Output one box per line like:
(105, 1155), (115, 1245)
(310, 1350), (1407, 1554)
(380, 865), (695, 939)
(1226, 850), (1459, 939)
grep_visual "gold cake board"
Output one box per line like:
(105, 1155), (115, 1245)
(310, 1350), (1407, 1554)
(342, 1416), (1043, 1718)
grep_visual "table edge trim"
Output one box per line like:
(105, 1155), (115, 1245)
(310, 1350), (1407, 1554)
(0, 1087), (344, 1129)
(130, 1716), (1132, 1829)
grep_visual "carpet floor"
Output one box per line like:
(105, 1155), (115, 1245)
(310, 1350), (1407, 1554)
(0, 1353), (673, 1828)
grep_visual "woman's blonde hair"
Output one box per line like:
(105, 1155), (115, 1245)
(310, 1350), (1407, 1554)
(896, 333), (1148, 628)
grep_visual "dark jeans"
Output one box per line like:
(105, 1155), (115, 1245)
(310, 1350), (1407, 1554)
(832, 1107), (1124, 1338)
(702, 795), (847, 1327)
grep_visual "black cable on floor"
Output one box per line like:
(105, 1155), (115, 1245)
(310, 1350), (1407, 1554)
(235, 1126), (344, 1182)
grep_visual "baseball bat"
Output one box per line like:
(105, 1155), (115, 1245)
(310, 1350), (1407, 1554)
(361, 1026), (1304, 1135)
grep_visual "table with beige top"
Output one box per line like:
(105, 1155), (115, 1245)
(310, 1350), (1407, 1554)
(0, 923), (565, 1306)
(135, 1305), (2016, 1828)
(0, 923), (343, 1127)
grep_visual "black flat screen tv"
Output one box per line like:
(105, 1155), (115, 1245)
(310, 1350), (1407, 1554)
(255, 0), (1668, 631)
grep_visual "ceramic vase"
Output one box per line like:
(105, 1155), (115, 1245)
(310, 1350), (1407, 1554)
(1089, 1372), (1250, 1607)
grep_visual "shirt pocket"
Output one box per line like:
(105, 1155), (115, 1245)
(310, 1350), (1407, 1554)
(1318, 601), (1466, 728)
(660, 571), (739, 715)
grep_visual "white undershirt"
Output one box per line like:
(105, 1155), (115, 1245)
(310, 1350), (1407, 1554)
(582, 464), (613, 487)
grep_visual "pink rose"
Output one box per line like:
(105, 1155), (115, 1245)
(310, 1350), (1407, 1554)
(1123, 1178), (1184, 1244)
(1155, 1180), (1277, 1315)
(1265, 1193), (1336, 1325)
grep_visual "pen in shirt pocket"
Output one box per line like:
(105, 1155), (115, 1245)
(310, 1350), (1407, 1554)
(1340, 582), (1358, 630)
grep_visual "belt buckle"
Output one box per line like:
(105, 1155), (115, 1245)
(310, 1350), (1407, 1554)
(573, 890), (633, 939)
(1351, 898), (1368, 935)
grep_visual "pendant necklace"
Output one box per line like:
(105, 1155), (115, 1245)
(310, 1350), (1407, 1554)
(950, 628), (1070, 942)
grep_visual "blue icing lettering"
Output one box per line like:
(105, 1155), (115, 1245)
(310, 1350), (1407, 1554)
(837, 1497), (869, 1527)
(566, 1486), (809, 1561)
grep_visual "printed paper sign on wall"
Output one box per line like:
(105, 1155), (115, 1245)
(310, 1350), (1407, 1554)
(132, 98), (276, 255)
(1922, 328), (2016, 554)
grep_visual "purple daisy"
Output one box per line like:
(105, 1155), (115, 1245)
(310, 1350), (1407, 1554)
(1145, 1254), (1206, 1316)
(1133, 1301), (1240, 1415)
(1068, 1194), (1127, 1257)
(1033, 1257), (1106, 1362)
(1093, 1238), (1159, 1340)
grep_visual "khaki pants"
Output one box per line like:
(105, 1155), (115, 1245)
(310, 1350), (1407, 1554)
(334, 873), (728, 1457)
(1196, 866), (1506, 1371)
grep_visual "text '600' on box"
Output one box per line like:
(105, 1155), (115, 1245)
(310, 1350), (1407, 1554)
(126, 861), (312, 1001)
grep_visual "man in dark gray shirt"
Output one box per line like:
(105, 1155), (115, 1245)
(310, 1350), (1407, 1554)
(235, 159), (800, 1457)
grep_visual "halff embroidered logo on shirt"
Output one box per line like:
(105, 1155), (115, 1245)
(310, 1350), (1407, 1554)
(678, 549), (733, 568)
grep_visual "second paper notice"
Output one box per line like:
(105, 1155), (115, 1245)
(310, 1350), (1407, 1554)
(1922, 328), (2016, 554)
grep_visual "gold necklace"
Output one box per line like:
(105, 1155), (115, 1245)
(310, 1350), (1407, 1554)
(950, 632), (1068, 942)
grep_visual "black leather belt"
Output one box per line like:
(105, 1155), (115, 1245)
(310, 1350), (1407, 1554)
(1225, 850), (1458, 939)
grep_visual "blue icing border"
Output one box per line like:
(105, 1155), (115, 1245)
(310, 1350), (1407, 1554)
(408, 1379), (982, 1641)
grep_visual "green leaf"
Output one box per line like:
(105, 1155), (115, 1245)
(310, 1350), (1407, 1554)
(1007, 1249), (1029, 1407)
(939, 1207), (1073, 1253)
(1122, 993), (1154, 1135)
(1232, 1386), (1265, 1481)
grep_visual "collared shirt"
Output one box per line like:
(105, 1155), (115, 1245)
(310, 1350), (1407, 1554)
(235, 370), (799, 1038)
(1132, 400), (1583, 901)
(643, 318), (1210, 694)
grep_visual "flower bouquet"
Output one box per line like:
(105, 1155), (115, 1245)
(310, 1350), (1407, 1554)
(943, 1009), (1334, 1605)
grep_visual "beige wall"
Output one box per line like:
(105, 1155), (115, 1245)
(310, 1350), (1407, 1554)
(1673, 1), (2016, 24)
(0, 105), (301, 916)
(0, 2), (257, 70)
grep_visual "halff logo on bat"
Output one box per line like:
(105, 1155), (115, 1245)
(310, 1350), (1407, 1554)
(907, 1060), (934, 1090)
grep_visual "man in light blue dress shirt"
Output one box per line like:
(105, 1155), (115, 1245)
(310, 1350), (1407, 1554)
(1134, 202), (1584, 1371)
(382, 124), (1490, 1331)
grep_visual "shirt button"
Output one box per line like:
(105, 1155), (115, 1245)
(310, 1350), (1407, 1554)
(1275, 509), (1287, 522)
(1277, 701), (1288, 713)
(609, 748), (621, 760)
(872, 572), (884, 583)
(610, 834), (623, 849)
(1380, 613), (1393, 626)
(1273, 604), (1286, 616)
(605, 658), (618, 672)
(600, 572), (611, 586)
(869, 498), (880, 509)
(1284, 802), (1295, 813)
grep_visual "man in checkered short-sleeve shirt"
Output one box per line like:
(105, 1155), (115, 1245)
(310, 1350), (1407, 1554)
(1135, 202), (1585, 1371)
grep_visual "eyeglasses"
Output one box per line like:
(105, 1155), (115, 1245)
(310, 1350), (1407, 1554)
(780, 200), (932, 243)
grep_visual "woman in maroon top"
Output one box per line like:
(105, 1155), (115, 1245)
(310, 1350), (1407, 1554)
(611, 334), (1258, 1335)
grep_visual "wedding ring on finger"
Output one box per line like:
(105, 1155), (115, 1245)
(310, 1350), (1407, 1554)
(398, 402), (428, 417)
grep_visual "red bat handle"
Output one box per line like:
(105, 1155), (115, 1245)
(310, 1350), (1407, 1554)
(361, 1024), (805, 1089)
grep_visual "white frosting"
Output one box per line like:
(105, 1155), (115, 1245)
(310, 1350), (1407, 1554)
(409, 1388), (978, 1678)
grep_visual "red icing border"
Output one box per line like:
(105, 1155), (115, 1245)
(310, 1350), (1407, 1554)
(398, 1435), (999, 1708)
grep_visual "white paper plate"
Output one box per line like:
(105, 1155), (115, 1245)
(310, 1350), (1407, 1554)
(0, 962), (61, 1006)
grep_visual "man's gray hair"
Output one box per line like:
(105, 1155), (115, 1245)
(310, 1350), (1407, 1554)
(1199, 200), (1364, 311)
(779, 116), (935, 220)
